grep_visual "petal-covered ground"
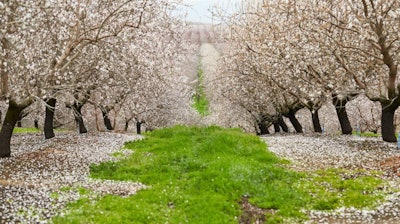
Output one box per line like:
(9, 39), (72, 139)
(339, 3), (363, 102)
(262, 134), (400, 224)
(0, 132), (145, 224)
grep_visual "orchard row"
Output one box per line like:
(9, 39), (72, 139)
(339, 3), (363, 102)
(212, 0), (400, 142)
(0, 0), (198, 157)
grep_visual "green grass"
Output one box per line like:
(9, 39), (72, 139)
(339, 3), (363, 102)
(352, 131), (381, 137)
(10, 127), (69, 134)
(300, 169), (384, 210)
(13, 127), (41, 133)
(192, 64), (209, 116)
(53, 126), (387, 223)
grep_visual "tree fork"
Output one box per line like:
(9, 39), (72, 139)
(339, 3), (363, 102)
(124, 117), (134, 132)
(100, 106), (113, 131)
(333, 96), (353, 135)
(258, 121), (270, 135)
(73, 103), (87, 134)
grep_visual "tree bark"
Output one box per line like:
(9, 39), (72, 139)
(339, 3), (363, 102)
(287, 110), (303, 133)
(100, 106), (113, 131)
(278, 117), (289, 132)
(16, 110), (29, 127)
(258, 121), (270, 135)
(273, 122), (280, 133)
(34, 119), (39, 129)
(1, 38), (10, 99)
(94, 105), (101, 131)
(381, 101), (398, 142)
(124, 117), (134, 132)
(16, 117), (22, 127)
(136, 121), (142, 135)
(0, 101), (26, 158)
(44, 98), (56, 139)
(73, 103), (87, 134)
(333, 97), (353, 135)
(311, 109), (323, 133)
(125, 121), (129, 132)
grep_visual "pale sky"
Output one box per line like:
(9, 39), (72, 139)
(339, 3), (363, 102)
(180, 0), (242, 24)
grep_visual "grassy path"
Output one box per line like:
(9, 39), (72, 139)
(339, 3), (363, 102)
(53, 126), (386, 223)
(192, 43), (221, 118)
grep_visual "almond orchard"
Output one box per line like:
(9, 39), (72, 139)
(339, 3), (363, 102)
(1, 0), (400, 223)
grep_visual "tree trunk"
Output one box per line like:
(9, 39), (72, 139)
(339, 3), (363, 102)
(16, 109), (30, 128)
(34, 119), (39, 129)
(73, 103), (87, 134)
(100, 106), (113, 131)
(333, 97), (353, 135)
(95, 106), (100, 131)
(273, 122), (280, 133)
(16, 110), (26, 127)
(136, 121), (142, 135)
(381, 101), (398, 142)
(258, 121), (270, 135)
(287, 110), (303, 133)
(125, 121), (129, 132)
(311, 109), (323, 133)
(44, 98), (56, 139)
(278, 117), (289, 132)
(124, 117), (135, 132)
(0, 101), (25, 158)
(16, 117), (22, 127)
(112, 110), (118, 131)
